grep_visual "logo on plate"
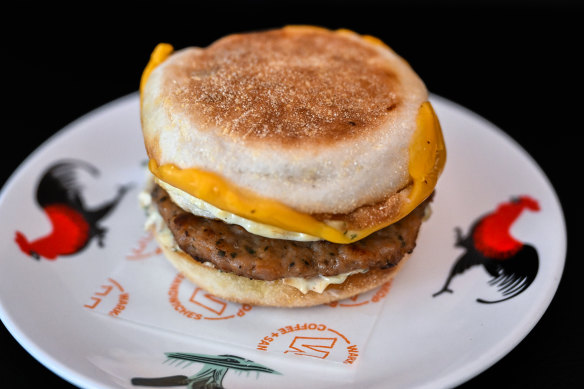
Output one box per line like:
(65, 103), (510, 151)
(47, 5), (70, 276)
(84, 277), (130, 317)
(433, 195), (540, 303)
(168, 273), (253, 320)
(126, 231), (162, 260)
(14, 159), (131, 261)
(131, 352), (281, 388)
(257, 323), (359, 365)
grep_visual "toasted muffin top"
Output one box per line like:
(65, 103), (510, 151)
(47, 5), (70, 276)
(160, 27), (410, 146)
(141, 26), (431, 217)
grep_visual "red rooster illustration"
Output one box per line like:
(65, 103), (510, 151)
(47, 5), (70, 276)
(14, 160), (131, 260)
(433, 196), (540, 304)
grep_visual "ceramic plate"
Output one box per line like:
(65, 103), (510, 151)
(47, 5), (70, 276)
(0, 94), (566, 389)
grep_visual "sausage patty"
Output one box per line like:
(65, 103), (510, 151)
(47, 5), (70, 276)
(152, 184), (429, 281)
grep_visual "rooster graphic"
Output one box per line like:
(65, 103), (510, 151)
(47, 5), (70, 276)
(433, 196), (540, 304)
(14, 160), (131, 260)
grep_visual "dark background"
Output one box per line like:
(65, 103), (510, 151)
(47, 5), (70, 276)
(1, 2), (581, 388)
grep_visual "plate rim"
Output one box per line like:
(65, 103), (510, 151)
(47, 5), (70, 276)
(0, 92), (567, 389)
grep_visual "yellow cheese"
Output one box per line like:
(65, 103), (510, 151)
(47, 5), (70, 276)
(139, 43), (173, 106)
(403, 101), (446, 222)
(148, 103), (445, 244)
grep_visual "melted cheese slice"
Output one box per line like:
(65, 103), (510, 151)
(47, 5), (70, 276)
(140, 42), (173, 101)
(141, 35), (446, 244)
(148, 103), (445, 244)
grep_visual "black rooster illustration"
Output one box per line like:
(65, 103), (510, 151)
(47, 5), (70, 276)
(433, 196), (540, 304)
(14, 160), (131, 260)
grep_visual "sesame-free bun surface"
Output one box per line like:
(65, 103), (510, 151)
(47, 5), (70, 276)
(152, 222), (410, 307)
(141, 26), (428, 216)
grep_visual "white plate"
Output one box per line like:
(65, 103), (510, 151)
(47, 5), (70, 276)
(0, 94), (566, 389)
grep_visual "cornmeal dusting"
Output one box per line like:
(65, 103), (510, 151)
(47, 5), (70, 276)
(163, 28), (402, 145)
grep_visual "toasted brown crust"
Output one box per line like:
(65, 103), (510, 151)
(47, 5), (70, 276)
(153, 225), (411, 308)
(162, 27), (403, 147)
(152, 184), (428, 281)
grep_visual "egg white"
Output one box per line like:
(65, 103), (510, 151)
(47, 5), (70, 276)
(154, 177), (321, 242)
